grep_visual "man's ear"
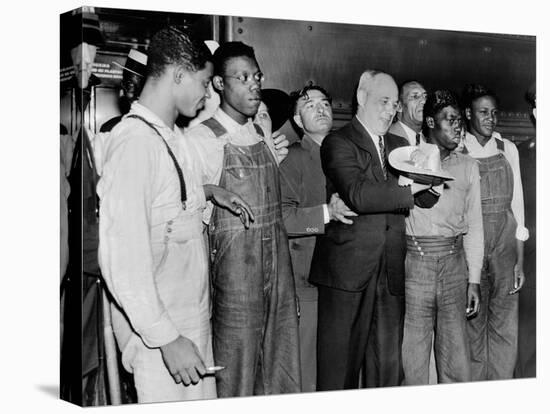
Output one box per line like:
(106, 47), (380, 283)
(396, 101), (403, 114)
(213, 75), (224, 92)
(174, 65), (186, 84)
(425, 116), (435, 129)
(356, 88), (366, 108)
(293, 113), (304, 130)
(464, 107), (472, 121)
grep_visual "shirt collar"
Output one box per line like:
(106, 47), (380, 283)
(399, 121), (421, 142)
(129, 101), (178, 136)
(464, 130), (502, 151)
(213, 107), (255, 135)
(301, 134), (321, 152)
(356, 116), (383, 143)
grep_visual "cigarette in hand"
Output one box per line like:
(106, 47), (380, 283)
(206, 366), (225, 372)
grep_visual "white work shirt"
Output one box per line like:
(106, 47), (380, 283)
(98, 102), (207, 349)
(463, 131), (529, 242)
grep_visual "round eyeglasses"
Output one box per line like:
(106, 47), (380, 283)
(224, 72), (265, 85)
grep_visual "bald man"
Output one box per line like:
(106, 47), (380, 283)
(309, 70), (430, 390)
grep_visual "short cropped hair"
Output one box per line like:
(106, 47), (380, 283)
(424, 89), (460, 120)
(290, 85), (332, 114)
(461, 83), (499, 109)
(212, 41), (257, 76)
(147, 26), (212, 79)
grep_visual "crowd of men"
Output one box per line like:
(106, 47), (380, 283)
(60, 9), (536, 406)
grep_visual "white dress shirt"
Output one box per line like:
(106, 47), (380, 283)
(397, 120), (425, 146)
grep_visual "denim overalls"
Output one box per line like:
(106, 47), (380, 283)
(466, 141), (519, 380)
(202, 118), (301, 397)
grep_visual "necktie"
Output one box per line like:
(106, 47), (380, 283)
(416, 133), (421, 146)
(379, 135), (387, 180)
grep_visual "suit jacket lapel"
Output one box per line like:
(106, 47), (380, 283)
(350, 117), (385, 182)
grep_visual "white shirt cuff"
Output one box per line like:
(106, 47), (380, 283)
(516, 226), (530, 242)
(323, 204), (330, 224)
(138, 314), (180, 348)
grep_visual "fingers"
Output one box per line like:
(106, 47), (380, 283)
(338, 217), (354, 225)
(277, 147), (289, 157)
(473, 295), (480, 314)
(509, 274), (525, 295)
(191, 342), (207, 376)
(342, 210), (358, 217)
(465, 305), (476, 318)
(273, 133), (287, 146)
(173, 372), (183, 384)
(236, 201), (255, 225)
(179, 371), (192, 386)
(186, 367), (201, 385)
(465, 291), (480, 318)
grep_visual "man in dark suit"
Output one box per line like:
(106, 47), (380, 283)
(309, 70), (431, 390)
(389, 80), (427, 146)
(280, 85), (356, 392)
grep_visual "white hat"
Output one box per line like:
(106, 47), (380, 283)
(112, 49), (148, 77)
(389, 143), (454, 185)
(204, 40), (220, 54)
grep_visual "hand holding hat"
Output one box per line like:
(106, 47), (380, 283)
(389, 143), (454, 186)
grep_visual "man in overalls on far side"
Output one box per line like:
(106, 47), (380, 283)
(183, 41), (301, 397)
(462, 83), (529, 380)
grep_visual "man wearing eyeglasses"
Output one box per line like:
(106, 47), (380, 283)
(309, 70), (431, 391)
(389, 81), (428, 146)
(183, 41), (300, 397)
(401, 90), (483, 384)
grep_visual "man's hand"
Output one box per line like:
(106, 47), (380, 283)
(466, 282), (481, 318)
(509, 263), (525, 295)
(160, 336), (207, 386)
(204, 184), (255, 228)
(272, 131), (289, 163)
(328, 193), (357, 224)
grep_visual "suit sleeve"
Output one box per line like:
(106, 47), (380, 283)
(280, 150), (326, 236)
(321, 133), (414, 214)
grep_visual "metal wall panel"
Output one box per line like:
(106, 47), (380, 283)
(229, 16), (535, 117)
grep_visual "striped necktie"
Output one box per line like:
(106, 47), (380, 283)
(379, 135), (387, 180)
(416, 133), (421, 145)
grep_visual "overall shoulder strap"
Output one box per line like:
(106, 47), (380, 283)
(495, 137), (505, 152)
(253, 123), (264, 137)
(126, 114), (187, 209)
(201, 117), (228, 138)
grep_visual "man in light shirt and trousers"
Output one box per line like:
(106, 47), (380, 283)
(401, 89), (483, 384)
(98, 26), (253, 403)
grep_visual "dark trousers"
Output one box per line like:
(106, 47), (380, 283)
(316, 270), (404, 391)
